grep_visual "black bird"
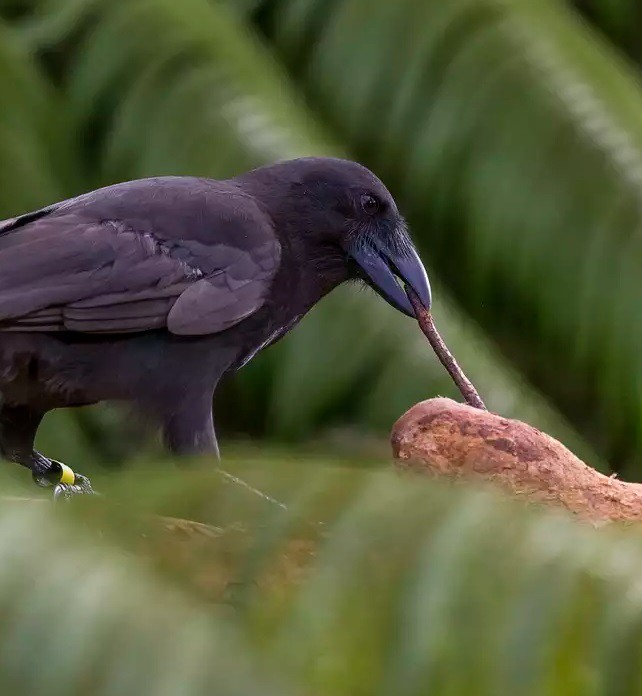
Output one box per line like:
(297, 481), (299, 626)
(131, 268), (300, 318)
(0, 157), (430, 497)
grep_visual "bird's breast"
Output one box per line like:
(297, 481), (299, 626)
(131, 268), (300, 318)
(234, 314), (303, 370)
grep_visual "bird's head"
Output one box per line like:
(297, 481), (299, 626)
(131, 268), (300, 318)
(237, 157), (431, 316)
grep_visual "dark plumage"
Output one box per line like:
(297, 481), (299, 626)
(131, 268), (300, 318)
(0, 157), (430, 496)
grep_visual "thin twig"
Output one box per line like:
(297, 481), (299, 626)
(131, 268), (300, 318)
(216, 467), (288, 511)
(406, 287), (487, 411)
(216, 468), (325, 529)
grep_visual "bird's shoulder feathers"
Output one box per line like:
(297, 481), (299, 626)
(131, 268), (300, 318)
(0, 177), (281, 336)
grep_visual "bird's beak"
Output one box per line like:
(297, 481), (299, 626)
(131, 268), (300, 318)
(349, 239), (432, 317)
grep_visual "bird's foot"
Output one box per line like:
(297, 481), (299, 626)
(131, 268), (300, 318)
(32, 459), (97, 500)
(53, 473), (95, 501)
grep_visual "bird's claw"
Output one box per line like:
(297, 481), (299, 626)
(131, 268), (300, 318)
(52, 473), (96, 501)
(32, 460), (97, 500)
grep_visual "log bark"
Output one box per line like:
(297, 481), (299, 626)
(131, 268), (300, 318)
(391, 397), (642, 523)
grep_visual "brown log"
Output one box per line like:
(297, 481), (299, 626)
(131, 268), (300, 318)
(391, 397), (642, 523)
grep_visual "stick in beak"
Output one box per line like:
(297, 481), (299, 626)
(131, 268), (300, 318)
(406, 287), (487, 411)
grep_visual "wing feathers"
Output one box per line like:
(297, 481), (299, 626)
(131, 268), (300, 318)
(69, 284), (192, 308)
(64, 299), (174, 322)
(0, 200), (280, 336)
(168, 279), (263, 335)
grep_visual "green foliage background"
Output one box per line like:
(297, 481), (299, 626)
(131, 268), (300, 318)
(5, 0), (642, 475)
(1, 1), (642, 693)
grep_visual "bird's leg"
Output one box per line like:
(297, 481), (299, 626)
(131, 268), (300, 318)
(162, 393), (219, 459)
(0, 404), (94, 499)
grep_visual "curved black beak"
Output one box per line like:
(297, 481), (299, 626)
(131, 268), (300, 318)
(349, 239), (431, 317)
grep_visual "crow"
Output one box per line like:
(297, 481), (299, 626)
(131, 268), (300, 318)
(0, 157), (431, 497)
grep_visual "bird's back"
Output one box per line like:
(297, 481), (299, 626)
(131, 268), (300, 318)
(2, 176), (262, 245)
(0, 176), (281, 336)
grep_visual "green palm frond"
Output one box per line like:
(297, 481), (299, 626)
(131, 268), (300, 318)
(0, 492), (295, 696)
(258, 0), (642, 472)
(5, 0), (589, 464)
(11, 464), (642, 696)
(572, 0), (642, 65)
(63, 0), (335, 185)
(264, 285), (601, 466)
(0, 20), (73, 212)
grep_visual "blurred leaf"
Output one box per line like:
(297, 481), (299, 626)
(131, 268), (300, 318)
(264, 284), (601, 467)
(62, 0), (336, 185)
(10, 0), (591, 468)
(573, 0), (642, 66)
(0, 19), (74, 212)
(22, 462), (642, 696)
(260, 0), (642, 473)
(0, 491), (296, 696)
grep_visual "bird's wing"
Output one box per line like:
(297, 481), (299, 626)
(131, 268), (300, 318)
(0, 211), (280, 335)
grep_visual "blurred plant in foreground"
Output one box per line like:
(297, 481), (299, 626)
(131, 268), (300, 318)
(0, 464), (642, 694)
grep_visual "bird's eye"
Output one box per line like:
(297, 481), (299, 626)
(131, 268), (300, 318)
(360, 194), (380, 216)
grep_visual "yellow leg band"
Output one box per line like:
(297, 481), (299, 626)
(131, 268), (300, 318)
(58, 463), (76, 485)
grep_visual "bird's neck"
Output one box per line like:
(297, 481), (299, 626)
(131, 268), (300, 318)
(276, 232), (350, 314)
(231, 171), (351, 312)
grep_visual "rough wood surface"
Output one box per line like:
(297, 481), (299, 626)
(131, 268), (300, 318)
(391, 398), (642, 523)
